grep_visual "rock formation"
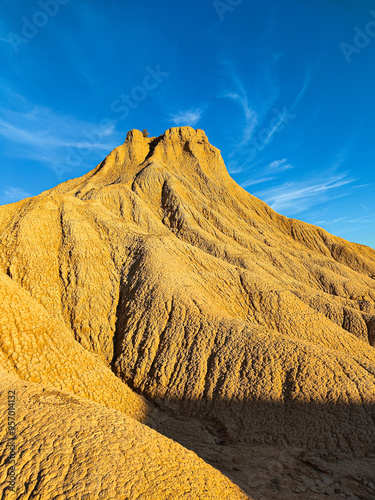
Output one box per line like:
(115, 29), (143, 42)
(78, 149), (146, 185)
(0, 127), (374, 499)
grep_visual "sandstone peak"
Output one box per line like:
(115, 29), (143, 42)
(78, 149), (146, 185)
(125, 126), (209, 143)
(42, 126), (230, 199)
(125, 128), (149, 142)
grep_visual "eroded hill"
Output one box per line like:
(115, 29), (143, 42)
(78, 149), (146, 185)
(0, 127), (374, 499)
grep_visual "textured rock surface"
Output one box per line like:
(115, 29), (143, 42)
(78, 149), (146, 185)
(0, 126), (374, 498)
(0, 372), (248, 499)
(0, 270), (148, 421)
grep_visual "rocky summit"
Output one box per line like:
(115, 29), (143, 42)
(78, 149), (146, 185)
(0, 127), (374, 499)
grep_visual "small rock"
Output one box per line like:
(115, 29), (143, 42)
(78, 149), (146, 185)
(322, 476), (333, 485)
(300, 475), (315, 487)
(270, 478), (281, 490)
(292, 486), (307, 493)
(325, 487), (335, 496)
(310, 485), (324, 493)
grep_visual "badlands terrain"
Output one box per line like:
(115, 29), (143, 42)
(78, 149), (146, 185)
(0, 127), (374, 499)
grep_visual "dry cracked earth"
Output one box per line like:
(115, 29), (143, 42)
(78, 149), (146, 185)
(0, 127), (374, 499)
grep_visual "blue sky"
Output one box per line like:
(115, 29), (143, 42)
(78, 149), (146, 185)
(0, 0), (374, 248)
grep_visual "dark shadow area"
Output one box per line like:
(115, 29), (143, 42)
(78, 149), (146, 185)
(144, 135), (163, 162)
(365, 315), (375, 346)
(142, 395), (375, 499)
(111, 249), (147, 374)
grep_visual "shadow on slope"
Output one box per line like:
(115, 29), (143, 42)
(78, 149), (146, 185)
(145, 396), (375, 499)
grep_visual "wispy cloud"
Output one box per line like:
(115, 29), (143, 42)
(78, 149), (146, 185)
(218, 62), (260, 149)
(218, 60), (297, 175)
(291, 67), (314, 111)
(266, 159), (293, 171)
(316, 213), (375, 226)
(315, 217), (345, 225)
(2, 187), (31, 203)
(170, 107), (205, 127)
(221, 62), (318, 177)
(241, 176), (277, 188)
(0, 109), (117, 152)
(239, 158), (294, 189)
(221, 89), (257, 148)
(353, 183), (373, 189)
(255, 108), (291, 148)
(0, 87), (123, 178)
(255, 173), (354, 214)
(346, 214), (375, 224)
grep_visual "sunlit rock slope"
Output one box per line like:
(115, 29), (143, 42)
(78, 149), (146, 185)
(0, 127), (374, 498)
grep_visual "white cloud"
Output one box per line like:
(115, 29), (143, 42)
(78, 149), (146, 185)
(241, 176), (276, 188)
(0, 92), (123, 180)
(255, 173), (354, 214)
(291, 67), (313, 111)
(222, 89), (258, 146)
(257, 109), (293, 149)
(170, 108), (205, 127)
(266, 159), (293, 171)
(346, 214), (375, 224)
(316, 217), (345, 225)
(0, 110), (117, 152)
(218, 60), (284, 174)
(315, 213), (375, 226)
(3, 187), (31, 202)
(237, 158), (293, 188)
(267, 159), (287, 169)
(219, 65), (259, 148)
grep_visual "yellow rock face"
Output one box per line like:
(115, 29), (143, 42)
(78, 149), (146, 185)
(0, 372), (248, 500)
(0, 126), (374, 498)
